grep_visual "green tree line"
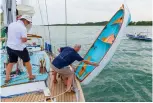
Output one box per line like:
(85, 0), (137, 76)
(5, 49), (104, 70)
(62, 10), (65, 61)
(1, 12), (152, 26)
(129, 21), (152, 26)
(50, 21), (152, 26)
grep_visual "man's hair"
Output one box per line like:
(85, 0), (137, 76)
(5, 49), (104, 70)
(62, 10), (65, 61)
(74, 44), (81, 48)
(20, 18), (27, 21)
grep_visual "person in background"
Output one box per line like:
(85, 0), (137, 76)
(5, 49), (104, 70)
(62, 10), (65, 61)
(5, 15), (35, 83)
(51, 44), (99, 92)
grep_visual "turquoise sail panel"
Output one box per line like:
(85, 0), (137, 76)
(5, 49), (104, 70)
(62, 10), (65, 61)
(1, 51), (50, 87)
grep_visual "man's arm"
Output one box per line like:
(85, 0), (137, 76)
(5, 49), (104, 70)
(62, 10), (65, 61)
(21, 38), (27, 42)
(57, 47), (67, 53)
(75, 53), (99, 67)
(82, 60), (99, 67)
(20, 27), (27, 43)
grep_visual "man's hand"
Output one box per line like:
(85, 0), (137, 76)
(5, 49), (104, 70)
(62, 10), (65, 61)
(82, 60), (99, 67)
(92, 62), (99, 67)
(57, 48), (61, 52)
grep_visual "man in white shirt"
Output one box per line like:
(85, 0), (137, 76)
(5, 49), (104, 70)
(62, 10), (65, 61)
(5, 15), (35, 83)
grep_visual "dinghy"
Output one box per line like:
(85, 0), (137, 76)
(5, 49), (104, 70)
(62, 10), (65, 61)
(75, 4), (131, 85)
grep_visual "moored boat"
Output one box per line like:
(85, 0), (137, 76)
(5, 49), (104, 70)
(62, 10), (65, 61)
(126, 32), (152, 41)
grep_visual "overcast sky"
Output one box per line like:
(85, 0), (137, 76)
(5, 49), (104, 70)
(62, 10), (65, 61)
(0, 0), (152, 25)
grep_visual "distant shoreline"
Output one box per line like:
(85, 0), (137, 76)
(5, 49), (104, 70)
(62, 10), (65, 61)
(42, 21), (152, 26)
(42, 25), (152, 26)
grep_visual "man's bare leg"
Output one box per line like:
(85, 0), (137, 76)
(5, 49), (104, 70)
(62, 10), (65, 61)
(64, 78), (68, 86)
(61, 76), (67, 86)
(53, 71), (57, 83)
(5, 63), (15, 81)
(66, 74), (74, 92)
(24, 61), (35, 79)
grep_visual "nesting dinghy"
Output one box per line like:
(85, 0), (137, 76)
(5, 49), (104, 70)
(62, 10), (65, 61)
(75, 4), (131, 85)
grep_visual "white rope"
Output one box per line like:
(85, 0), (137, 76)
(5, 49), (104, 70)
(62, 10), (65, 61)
(37, 0), (46, 38)
(37, 89), (69, 102)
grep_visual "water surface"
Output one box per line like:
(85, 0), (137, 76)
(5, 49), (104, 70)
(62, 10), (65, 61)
(31, 26), (152, 102)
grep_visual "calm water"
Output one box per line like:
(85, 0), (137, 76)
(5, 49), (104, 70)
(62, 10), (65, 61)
(31, 26), (152, 102)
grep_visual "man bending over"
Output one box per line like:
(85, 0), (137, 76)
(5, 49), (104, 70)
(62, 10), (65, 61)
(51, 44), (99, 92)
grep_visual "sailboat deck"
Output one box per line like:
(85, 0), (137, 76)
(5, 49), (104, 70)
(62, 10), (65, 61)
(1, 72), (84, 102)
(50, 74), (77, 102)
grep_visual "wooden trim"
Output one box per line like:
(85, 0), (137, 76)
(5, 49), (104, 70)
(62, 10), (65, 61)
(27, 34), (42, 38)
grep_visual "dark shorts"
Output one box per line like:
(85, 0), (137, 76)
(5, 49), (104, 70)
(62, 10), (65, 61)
(7, 47), (30, 63)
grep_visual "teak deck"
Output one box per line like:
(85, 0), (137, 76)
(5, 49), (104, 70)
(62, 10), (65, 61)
(1, 72), (85, 102)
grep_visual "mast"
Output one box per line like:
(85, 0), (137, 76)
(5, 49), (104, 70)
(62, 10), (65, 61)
(44, 0), (52, 46)
(2, 0), (7, 26)
(2, 0), (16, 26)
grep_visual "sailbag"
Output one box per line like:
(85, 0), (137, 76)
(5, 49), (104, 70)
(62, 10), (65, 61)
(75, 4), (131, 85)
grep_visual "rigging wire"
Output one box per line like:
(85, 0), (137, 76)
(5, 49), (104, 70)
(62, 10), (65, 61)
(37, 0), (46, 39)
(44, 0), (52, 44)
(64, 0), (68, 46)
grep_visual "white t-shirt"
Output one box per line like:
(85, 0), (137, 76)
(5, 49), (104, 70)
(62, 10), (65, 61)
(7, 20), (27, 51)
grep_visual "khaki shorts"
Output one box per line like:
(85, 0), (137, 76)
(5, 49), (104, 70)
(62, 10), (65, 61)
(51, 64), (74, 78)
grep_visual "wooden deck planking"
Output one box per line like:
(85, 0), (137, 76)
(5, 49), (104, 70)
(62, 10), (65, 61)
(28, 93), (36, 102)
(59, 77), (63, 102)
(50, 73), (77, 102)
(61, 79), (65, 102)
(33, 94), (40, 102)
(26, 94), (34, 102)
(1, 92), (45, 102)
(18, 94), (28, 102)
(17, 94), (26, 102)
(21, 94), (30, 102)
(12, 96), (18, 102)
(73, 91), (76, 102)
